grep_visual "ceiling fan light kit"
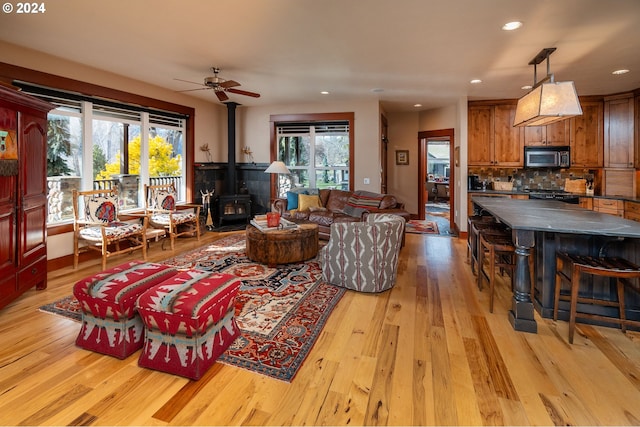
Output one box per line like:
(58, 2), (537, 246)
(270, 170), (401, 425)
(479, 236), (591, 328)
(513, 48), (582, 127)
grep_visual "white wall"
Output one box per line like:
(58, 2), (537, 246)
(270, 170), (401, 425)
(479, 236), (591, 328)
(386, 111), (420, 214)
(385, 98), (468, 230)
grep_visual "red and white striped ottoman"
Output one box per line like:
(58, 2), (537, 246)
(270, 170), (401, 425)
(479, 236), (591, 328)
(73, 261), (178, 359)
(136, 270), (241, 380)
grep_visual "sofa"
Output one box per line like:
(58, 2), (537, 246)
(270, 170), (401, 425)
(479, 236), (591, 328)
(272, 188), (410, 240)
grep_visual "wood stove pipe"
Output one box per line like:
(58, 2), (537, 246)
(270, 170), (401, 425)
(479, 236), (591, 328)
(226, 101), (238, 195)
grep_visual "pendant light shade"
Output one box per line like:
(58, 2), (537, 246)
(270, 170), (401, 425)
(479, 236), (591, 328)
(513, 48), (582, 127)
(513, 81), (582, 127)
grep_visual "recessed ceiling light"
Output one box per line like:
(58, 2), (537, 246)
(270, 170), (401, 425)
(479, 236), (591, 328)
(320, 91), (329, 95)
(612, 69), (630, 75)
(470, 79), (482, 84)
(502, 21), (523, 31)
(521, 85), (532, 90)
(414, 104), (422, 108)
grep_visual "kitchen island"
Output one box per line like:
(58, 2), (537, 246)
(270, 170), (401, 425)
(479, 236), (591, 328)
(472, 196), (640, 333)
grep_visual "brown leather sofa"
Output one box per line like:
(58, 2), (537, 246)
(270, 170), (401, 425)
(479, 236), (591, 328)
(272, 188), (410, 240)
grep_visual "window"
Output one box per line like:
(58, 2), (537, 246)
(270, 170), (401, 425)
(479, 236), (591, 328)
(20, 85), (188, 224)
(272, 113), (353, 197)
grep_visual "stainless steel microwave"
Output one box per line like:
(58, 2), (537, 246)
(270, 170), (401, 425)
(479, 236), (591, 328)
(524, 146), (570, 168)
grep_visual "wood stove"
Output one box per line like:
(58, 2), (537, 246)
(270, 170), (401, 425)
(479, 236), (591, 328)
(214, 194), (251, 228)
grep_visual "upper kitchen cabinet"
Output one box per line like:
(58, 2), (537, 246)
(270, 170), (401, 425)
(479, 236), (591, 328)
(570, 98), (604, 168)
(524, 120), (570, 147)
(604, 93), (634, 168)
(468, 101), (523, 167)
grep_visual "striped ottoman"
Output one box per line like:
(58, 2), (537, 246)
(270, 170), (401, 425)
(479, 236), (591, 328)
(73, 261), (178, 359)
(136, 270), (241, 380)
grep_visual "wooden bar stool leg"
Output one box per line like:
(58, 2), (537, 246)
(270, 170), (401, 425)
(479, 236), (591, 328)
(568, 265), (582, 344)
(477, 237), (485, 291)
(553, 255), (564, 321)
(617, 279), (627, 334)
(489, 244), (496, 313)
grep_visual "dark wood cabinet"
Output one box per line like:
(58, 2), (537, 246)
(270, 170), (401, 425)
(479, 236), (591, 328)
(0, 85), (53, 310)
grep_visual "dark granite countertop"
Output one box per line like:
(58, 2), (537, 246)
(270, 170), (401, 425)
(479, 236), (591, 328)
(472, 196), (640, 238)
(467, 189), (640, 203)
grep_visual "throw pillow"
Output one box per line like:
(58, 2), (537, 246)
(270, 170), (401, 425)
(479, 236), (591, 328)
(286, 190), (308, 210)
(298, 194), (322, 212)
(343, 190), (385, 217)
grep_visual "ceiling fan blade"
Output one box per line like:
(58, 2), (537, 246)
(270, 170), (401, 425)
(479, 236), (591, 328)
(177, 87), (211, 93)
(173, 78), (206, 87)
(227, 88), (261, 98)
(216, 90), (229, 102)
(219, 80), (240, 89)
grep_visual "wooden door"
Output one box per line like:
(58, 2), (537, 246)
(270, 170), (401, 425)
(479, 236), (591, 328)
(18, 112), (47, 268)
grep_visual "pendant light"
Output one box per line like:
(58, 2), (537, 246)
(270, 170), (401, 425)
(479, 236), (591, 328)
(513, 48), (582, 127)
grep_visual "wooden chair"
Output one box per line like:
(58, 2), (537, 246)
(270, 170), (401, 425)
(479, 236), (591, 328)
(144, 183), (201, 251)
(554, 252), (640, 344)
(477, 230), (516, 312)
(72, 188), (148, 270)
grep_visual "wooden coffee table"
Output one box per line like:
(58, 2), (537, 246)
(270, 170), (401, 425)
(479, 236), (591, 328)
(245, 222), (319, 267)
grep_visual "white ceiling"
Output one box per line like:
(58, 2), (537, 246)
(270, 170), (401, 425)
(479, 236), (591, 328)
(1, 0), (639, 112)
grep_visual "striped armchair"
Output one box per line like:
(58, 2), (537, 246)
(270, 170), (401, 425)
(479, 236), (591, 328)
(319, 213), (405, 292)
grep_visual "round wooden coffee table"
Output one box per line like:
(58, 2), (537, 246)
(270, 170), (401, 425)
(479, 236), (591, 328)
(245, 222), (319, 267)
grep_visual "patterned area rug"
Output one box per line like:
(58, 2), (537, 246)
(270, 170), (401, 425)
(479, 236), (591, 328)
(405, 219), (439, 234)
(39, 235), (345, 382)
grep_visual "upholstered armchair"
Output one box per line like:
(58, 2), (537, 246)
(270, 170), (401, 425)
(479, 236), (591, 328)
(72, 188), (148, 270)
(144, 183), (201, 251)
(319, 213), (405, 292)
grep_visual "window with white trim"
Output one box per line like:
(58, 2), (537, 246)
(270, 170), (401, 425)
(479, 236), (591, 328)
(20, 86), (187, 224)
(276, 122), (350, 197)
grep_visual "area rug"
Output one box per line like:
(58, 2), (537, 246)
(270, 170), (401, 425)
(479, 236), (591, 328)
(39, 234), (345, 382)
(405, 219), (439, 234)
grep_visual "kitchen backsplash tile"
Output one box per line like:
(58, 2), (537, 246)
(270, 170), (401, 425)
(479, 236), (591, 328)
(469, 168), (596, 191)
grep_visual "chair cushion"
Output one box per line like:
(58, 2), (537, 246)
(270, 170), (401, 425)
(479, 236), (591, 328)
(84, 194), (118, 222)
(78, 222), (144, 242)
(149, 211), (196, 227)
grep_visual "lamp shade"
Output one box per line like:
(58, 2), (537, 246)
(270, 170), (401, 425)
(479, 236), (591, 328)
(513, 81), (583, 127)
(264, 160), (291, 174)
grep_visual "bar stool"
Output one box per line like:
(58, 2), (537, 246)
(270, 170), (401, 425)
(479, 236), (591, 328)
(467, 215), (495, 269)
(554, 252), (640, 344)
(478, 230), (516, 312)
(468, 217), (504, 275)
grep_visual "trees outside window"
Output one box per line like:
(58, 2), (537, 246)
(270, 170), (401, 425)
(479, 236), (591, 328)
(276, 122), (350, 195)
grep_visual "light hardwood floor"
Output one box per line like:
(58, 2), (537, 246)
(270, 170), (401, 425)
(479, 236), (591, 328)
(1, 231), (639, 426)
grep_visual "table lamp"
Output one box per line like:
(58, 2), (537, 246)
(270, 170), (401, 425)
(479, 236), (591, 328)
(264, 160), (291, 198)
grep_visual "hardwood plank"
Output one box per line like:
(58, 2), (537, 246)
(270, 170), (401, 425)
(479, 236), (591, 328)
(0, 232), (639, 425)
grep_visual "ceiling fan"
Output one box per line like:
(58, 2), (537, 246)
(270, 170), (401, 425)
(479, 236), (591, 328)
(175, 67), (261, 102)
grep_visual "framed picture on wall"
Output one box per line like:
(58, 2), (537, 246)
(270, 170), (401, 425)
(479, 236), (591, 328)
(396, 150), (409, 165)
